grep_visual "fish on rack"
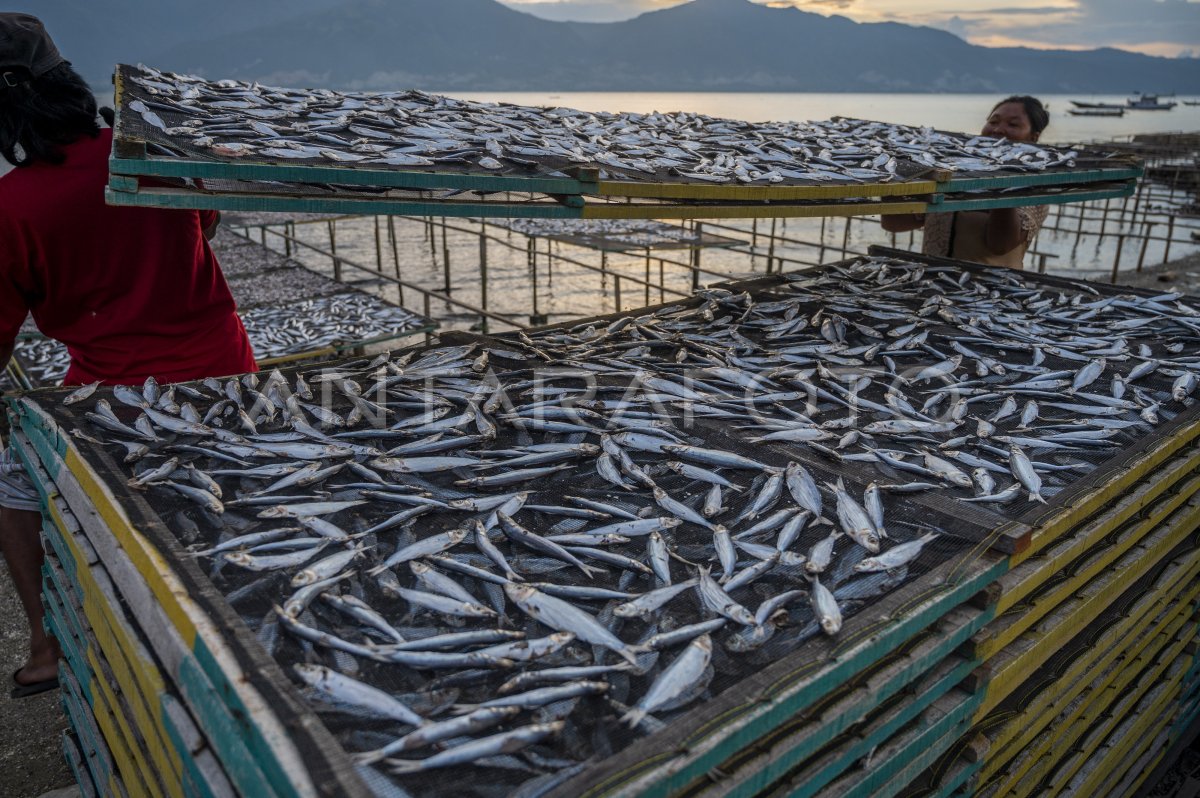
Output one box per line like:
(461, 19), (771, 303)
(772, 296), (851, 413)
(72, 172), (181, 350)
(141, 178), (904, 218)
(64, 254), (1200, 792)
(121, 64), (1080, 187)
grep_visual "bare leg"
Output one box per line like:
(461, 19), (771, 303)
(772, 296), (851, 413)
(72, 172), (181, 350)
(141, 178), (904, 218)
(0, 507), (59, 684)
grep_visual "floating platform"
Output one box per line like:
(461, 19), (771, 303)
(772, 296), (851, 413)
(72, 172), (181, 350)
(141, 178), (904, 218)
(10, 250), (1200, 797)
(105, 65), (1142, 221)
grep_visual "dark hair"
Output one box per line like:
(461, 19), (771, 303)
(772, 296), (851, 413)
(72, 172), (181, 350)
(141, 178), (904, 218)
(992, 95), (1049, 136)
(0, 61), (99, 166)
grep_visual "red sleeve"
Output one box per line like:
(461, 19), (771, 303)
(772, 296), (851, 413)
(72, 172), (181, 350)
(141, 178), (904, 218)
(199, 209), (218, 229)
(0, 221), (32, 344)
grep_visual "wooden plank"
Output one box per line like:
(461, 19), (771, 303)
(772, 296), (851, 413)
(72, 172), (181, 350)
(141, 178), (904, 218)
(62, 731), (100, 798)
(104, 185), (586, 220)
(757, 654), (979, 798)
(689, 603), (992, 798)
(593, 178), (939, 202)
(86, 643), (168, 798)
(1052, 656), (1187, 796)
(982, 601), (1198, 796)
(14, 428), (290, 798)
(82, 644), (153, 798)
(930, 182), (1136, 213)
(109, 155), (589, 195)
(972, 465), (1200, 661)
(939, 166), (1143, 192)
(61, 666), (122, 798)
(977, 576), (1200, 788)
(812, 687), (984, 798)
(991, 456), (1200, 616)
(15, 407), (372, 798)
(583, 200), (930, 221)
(37, 495), (190, 795)
(977, 505), (1200, 715)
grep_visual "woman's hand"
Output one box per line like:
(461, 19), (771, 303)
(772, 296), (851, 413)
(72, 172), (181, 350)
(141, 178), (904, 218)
(880, 213), (925, 233)
(983, 208), (1024, 255)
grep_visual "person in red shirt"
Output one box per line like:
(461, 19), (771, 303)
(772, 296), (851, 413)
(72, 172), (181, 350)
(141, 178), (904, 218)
(0, 14), (257, 697)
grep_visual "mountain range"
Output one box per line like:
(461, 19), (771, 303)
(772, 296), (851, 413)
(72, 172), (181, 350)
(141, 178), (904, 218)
(14, 0), (1200, 93)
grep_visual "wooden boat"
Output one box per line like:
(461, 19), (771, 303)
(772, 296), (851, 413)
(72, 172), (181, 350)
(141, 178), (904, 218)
(1127, 93), (1177, 110)
(1068, 107), (1126, 117)
(1071, 100), (1125, 110)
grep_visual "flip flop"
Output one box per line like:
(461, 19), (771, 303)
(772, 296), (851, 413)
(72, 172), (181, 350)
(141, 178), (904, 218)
(10, 668), (59, 699)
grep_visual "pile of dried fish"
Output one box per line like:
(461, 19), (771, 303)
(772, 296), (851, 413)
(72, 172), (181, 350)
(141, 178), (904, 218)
(123, 64), (1078, 186)
(12, 338), (71, 385)
(62, 256), (1200, 791)
(240, 293), (427, 358)
(501, 219), (699, 249)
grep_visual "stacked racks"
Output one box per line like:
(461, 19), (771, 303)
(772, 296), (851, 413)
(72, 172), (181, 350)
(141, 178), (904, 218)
(8, 251), (1200, 797)
(106, 65), (1141, 221)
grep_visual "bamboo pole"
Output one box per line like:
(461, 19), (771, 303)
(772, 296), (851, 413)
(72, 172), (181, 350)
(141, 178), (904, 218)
(766, 218), (777, 274)
(479, 223), (489, 334)
(327, 219), (341, 282)
(1111, 233), (1126, 284)
(644, 247), (651, 306)
(441, 218), (451, 293)
(1136, 222), (1154, 272)
(372, 216), (382, 272)
(387, 216), (404, 306)
(1164, 216), (1175, 265)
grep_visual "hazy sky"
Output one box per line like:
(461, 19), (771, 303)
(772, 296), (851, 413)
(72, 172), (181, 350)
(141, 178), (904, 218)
(498, 0), (1200, 58)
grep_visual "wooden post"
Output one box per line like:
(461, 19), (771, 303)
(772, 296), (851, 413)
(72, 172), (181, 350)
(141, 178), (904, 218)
(658, 259), (665, 303)
(423, 293), (433, 345)
(767, 218), (778, 274)
(600, 249), (607, 289)
(841, 217), (852, 259)
(1110, 233), (1126, 284)
(478, 225), (489, 334)
(614, 274), (622, 313)
(546, 237), (553, 287)
(1129, 179), (1145, 232)
(327, 219), (341, 282)
(819, 216), (827, 261)
(1136, 222), (1154, 272)
(692, 224), (703, 290)
(1098, 198), (1112, 241)
(284, 221), (292, 257)
(751, 218), (758, 249)
(374, 216), (383, 272)
(1073, 201), (1086, 248)
(1164, 215), (1175, 264)
(441, 218), (451, 293)
(427, 217), (437, 265)
(387, 216), (403, 305)
(1037, 254), (1048, 274)
(644, 247), (651, 306)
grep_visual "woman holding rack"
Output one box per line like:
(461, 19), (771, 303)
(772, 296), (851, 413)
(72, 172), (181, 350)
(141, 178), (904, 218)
(881, 96), (1051, 269)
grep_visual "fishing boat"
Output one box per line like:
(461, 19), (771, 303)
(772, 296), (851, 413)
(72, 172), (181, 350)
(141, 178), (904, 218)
(1127, 93), (1177, 110)
(1070, 100), (1125, 110)
(1068, 107), (1125, 117)
(1184, 100), (1200, 106)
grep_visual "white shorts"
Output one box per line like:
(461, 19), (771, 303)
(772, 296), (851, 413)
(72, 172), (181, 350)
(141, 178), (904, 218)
(0, 445), (40, 512)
